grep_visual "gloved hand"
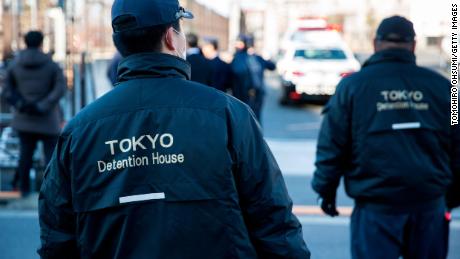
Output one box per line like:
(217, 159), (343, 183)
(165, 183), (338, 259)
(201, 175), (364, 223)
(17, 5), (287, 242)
(14, 99), (26, 111)
(446, 182), (460, 211)
(318, 196), (339, 217)
(5, 89), (25, 109)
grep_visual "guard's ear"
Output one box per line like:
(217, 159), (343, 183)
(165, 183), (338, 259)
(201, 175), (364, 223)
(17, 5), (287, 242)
(373, 39), (378, 52)
(411, 41), (416, 53)
(164, 27), (176, 51)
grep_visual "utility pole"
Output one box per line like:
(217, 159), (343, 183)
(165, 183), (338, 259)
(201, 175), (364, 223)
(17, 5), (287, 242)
(11, 0), (20, 50)
(229, 0), (242, 52)
(2, 0), (13, 58)
(29, 0), (37, 29)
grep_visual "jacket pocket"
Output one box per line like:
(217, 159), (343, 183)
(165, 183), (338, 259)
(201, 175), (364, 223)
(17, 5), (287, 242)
(359, 120), (451, 198)
(74, 183), (235, 259)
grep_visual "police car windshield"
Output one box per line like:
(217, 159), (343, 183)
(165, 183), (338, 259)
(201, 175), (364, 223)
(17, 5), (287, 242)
(294, 49), (347, 60)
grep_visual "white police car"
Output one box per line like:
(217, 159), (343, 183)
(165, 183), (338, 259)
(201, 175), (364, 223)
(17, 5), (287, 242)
(278, 42), (360, 105)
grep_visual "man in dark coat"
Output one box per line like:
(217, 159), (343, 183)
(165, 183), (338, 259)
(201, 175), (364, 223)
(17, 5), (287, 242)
(202, 37), (232, 92)
(186, 33), (213, 86)
(37, 1), (310, 258)
(247, 47), (276, 123)
(2, 31), (66, 197)
(312, 16), (459, 259)
(231, 35), (275, 122)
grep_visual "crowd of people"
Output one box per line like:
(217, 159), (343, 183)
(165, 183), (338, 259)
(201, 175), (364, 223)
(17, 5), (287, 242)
(108, 32), (276, 123)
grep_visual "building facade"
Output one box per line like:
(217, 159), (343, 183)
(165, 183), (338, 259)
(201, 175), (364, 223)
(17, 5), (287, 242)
(180, 0), (230, 51)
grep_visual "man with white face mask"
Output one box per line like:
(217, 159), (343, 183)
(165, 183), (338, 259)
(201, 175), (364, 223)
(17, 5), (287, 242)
(172, 27), (187, 60)
(38, 0), (311, 258)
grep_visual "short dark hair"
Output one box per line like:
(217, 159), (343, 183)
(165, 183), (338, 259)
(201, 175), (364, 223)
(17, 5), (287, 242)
(113, 20), (180, 57)
(186, 33), (199, 48)
(204, 37), (219, 51)
(24, 31), (44, 48)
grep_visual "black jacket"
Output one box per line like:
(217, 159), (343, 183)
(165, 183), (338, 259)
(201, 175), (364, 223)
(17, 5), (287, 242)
(312, 49), (460, 211)
(251, 54), (276, 95)
(3, 49), (66, 135)
(186, 50), (213, 86)
(231, 51), (276, 103)
(231, 51), (253, 103)
(38, 53), (310, 259)
(209, 56), (232, 92)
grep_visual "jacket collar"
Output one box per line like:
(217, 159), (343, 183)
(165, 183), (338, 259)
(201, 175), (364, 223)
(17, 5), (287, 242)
(117, 52), (191, 83)
(363, 48), (416, 68)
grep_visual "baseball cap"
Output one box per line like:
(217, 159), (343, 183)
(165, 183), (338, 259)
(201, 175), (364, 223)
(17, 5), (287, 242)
(376, 16), (416, 43)
(112, 0), (194, 33)
(237, 34), (255, 47)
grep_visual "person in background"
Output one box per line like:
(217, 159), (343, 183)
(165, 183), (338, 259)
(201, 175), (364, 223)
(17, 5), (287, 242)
(186, 33), (213, 86)
(246, 38), (276, 123)
(311, 16), (460, 259)
(231, 35), (254, 107)
(2, 31), (66, 197)
(231, 35), (275, 123)
(201, 37), (232, 93)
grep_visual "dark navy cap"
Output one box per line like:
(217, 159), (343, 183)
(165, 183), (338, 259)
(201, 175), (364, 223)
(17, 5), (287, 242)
(237, 34), (255, 47)
(112, 0), (194, 33)
(203, 36), (219, 45)
(376, 16), (415, 43)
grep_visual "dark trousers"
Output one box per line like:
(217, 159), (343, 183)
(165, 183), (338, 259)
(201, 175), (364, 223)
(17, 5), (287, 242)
(351, 203), (449, 259)
(17, 131), (58, 195)
(249, 89), (265, 123)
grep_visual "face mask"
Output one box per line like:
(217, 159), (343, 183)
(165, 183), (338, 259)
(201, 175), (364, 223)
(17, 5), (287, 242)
(172, 28), (187, 60)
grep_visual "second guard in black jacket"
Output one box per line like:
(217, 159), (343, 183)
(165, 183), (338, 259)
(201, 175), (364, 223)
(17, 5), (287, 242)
(312, 16), (459, 259)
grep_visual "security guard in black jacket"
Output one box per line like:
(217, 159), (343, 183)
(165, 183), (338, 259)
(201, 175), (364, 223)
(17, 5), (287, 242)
(312, 16), (460, 259)
(38, 0), (310, 258)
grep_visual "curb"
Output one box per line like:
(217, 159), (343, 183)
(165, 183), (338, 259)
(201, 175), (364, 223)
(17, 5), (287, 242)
(293, 205), (353, 216)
